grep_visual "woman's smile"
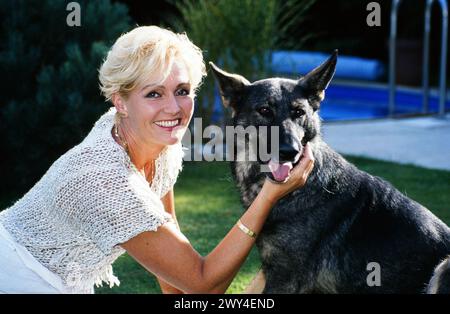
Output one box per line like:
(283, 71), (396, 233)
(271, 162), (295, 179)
(154, 118), (182, 131)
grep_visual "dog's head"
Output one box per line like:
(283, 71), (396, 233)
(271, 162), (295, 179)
(210, 50), (337, 182)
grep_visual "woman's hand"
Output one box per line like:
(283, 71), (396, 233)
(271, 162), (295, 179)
(260, 142), (315, 204)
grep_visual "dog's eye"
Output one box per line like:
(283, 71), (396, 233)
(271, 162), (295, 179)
(257, 107), (273, 117)
(292, 108), (306, 118)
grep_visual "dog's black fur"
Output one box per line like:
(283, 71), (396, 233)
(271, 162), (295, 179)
(210, 52), (450, 293)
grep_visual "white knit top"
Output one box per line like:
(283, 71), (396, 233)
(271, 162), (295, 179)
(0, 108), (184, 293)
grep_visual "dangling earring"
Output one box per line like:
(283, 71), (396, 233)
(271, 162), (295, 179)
(114, 123), (129, 153)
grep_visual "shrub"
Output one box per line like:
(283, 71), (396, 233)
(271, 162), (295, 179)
(0, 0), (132, 192)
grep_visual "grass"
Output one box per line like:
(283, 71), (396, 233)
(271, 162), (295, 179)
(1, 157), (449, 294)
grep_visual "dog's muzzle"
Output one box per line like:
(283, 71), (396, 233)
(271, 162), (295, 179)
(266, 143), (303, 183)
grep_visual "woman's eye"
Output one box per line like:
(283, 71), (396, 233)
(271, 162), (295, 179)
(258, 107), (273, 117)
(146, 91), (161, 98)
(292, 108), (306, 118)
(176, 88), (190, 96)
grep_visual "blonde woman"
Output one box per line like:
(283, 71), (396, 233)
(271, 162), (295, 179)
(0, 26), (314, 294)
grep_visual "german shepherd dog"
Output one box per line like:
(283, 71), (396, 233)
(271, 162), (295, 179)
(210, 51), (450, 293)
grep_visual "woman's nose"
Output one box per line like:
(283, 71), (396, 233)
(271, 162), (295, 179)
(164, 94), (181, 114)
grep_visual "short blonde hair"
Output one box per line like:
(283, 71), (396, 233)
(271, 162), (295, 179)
(99, 26), (206, 101)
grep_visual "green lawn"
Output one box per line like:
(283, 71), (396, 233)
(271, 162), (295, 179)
(1, 157), (449, 294)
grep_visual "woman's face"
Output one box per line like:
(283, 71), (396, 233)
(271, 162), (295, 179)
(118, 61), (194, 150)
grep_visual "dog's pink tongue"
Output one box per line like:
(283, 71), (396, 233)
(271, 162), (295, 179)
(268, 160), (293, 182)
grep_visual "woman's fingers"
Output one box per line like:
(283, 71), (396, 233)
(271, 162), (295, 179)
(290, 143), (315, 181)
(303, 142), (315, 164)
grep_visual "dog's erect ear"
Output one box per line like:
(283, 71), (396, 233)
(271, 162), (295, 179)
(298, 50), (338, 110)
(209, 62), (250, 110)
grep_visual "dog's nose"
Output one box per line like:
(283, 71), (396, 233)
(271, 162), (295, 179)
(279, 143), (299, 162)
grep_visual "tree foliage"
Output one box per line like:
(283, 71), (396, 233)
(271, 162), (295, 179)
(0, 0), (132, 192)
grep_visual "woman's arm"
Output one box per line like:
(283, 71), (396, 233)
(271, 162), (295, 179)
(161, 189), (180, 229)
(121, 145), (314, 293)
(157, 189), (184, 294)
(121, 185), (275, 294)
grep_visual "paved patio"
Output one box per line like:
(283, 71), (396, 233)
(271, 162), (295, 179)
(322, 114), (450, 171)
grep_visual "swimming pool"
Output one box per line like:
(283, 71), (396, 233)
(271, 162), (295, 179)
(320, 82), (450, 121)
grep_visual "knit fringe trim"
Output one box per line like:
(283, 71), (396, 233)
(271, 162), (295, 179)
(64, 262), (121, 293)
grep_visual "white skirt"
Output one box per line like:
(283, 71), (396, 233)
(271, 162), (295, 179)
(0, 223), (69, 294)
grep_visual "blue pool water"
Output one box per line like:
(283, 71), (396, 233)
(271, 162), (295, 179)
(320, 83), (450, 121)
(211, 82), (450, 122)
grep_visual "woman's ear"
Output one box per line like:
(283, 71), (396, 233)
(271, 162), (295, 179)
(112, 93), (128, 117)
